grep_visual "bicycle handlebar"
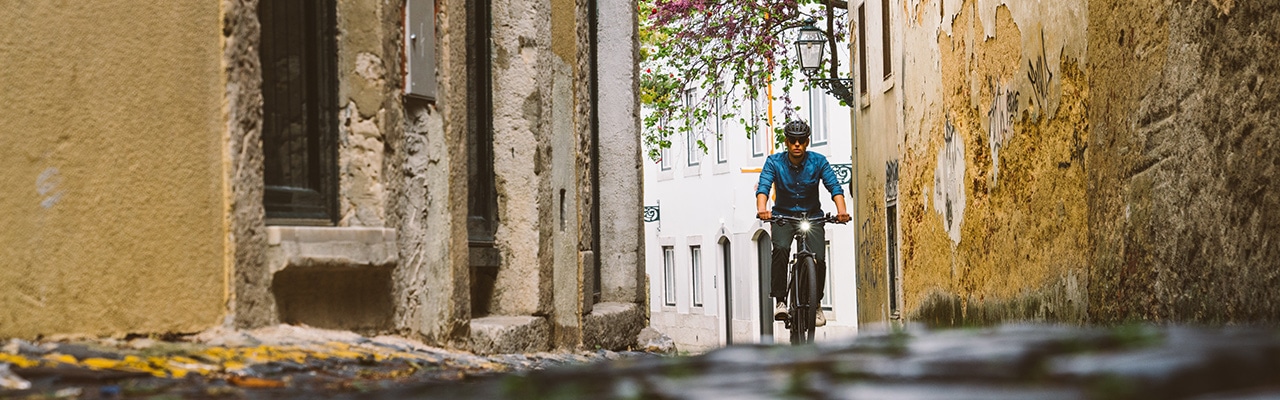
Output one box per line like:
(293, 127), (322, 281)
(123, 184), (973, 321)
(761, 213), (847, 225)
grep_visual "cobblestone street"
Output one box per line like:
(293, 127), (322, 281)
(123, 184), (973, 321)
(379, 324), (1280, 400)
(4, 324), (1280, 399)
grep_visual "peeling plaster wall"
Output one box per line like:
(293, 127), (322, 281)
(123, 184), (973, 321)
(337, 0), (400, 228)
(859, 0), (1280, 328)
(857, 0), (1090, 327)
(380, 0), (472, 346)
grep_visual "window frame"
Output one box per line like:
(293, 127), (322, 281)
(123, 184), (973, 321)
(750, 97), (770, 157)
(857, 4), (869, 97)
(691, 245), (703, 307)
(822, 241), (834, 309)
(686, 92), (701, 167)
(881, 0), (893, 80)
(715, 98), (728, 164)
(663, 246), (677, 306)
(259, 0), (340, 225)
(808, 87), (828, 146)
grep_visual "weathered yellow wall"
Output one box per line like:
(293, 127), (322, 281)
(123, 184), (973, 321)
(904, 3), (1090, 325)
(0, 2), (227, 337)
(856, 0), (1090, 327)
(855, 0), (1280, 328)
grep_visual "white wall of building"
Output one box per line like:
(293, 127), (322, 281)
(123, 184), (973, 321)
(644, 80), (859, 353)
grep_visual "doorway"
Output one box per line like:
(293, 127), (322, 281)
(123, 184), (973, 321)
(719, 237), (732, 345)
(756, 231), (772, 342)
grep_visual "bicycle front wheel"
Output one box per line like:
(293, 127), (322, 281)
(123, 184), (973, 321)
(800, 256), (819, 343)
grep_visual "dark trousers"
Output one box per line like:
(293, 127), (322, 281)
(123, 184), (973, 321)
(769, 221), (826, 304)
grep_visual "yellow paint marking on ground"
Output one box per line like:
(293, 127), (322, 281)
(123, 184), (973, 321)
(80, 357), (120, 370)
(0, 353), (37, 368)
(44, 354), (77, 365)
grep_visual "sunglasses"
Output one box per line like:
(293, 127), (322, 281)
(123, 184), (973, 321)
(785, 137), (810, 145)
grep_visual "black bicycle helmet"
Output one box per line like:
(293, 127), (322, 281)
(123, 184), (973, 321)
(783, 120), (811, 140)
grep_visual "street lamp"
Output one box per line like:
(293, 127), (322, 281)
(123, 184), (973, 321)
(794, 20), (857, 105)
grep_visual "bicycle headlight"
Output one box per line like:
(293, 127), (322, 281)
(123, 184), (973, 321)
(799, 221), (811, 232)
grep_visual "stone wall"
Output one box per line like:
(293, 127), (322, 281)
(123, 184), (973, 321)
(224, 0), (272, 330)
(390, 0), (472, 346)
(1087, 0), (1280, 323)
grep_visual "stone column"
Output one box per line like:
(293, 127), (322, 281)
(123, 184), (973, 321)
(595, 0), (644, 306)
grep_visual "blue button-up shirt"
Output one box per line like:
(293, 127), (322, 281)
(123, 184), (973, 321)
(756, 151), (845, 217)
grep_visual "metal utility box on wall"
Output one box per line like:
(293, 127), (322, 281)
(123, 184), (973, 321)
(404, 0), (436, 100)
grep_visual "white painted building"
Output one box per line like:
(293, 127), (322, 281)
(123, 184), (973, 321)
(644, 83), (858, 353)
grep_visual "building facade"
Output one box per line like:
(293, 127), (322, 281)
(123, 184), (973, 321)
(851, 0), (1280, 328)
(643, 83), (858, 353)
(0, 0), (647, 353)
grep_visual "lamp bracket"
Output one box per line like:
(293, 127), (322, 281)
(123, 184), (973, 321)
(807, 76), (858, 106)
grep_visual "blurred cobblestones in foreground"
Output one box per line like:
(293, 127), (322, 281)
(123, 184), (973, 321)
(380, 324), (1280, 400)
(3, 324), (1279, 399)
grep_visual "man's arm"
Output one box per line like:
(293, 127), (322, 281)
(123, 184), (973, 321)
(818, 159), (851, 223)
(757, 193), (771, 220)
(832, 194), (850, 223)
(756, 158), (776, 220)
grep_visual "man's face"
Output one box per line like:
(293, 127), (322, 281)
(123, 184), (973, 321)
(786, 136), (809, 158)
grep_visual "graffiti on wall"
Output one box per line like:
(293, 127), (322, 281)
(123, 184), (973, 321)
(987, 78), (1019, 184)
(859, 198), (882, 290)
(933, 116), (965, 245)
(1026, 30), (1054, 119)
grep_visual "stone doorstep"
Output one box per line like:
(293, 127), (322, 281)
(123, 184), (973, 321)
(469, 315), (552, 355)
(267, 226), (398, 246)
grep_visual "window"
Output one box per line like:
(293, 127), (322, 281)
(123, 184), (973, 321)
(887, 204), (900, 318)
(660, 145), (672, 171)
(858, 4), (869, 96)
(882, 0), (892, 79)
(687, 132), (701, 167)
(715, 98), (728, 164)
(823, 241), (834, 309)
(259, 0), (339, 224)
(663, 246), (676, 306)
(691, 246), (703, 307)
(809, 88), (828, 146)
(686, 92), (701, 167)
(750, 96), (770, 157)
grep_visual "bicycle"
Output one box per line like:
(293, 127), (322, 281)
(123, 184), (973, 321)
(763, 213), (845, 345)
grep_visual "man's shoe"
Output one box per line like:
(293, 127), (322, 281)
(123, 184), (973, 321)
(815, 310), (827, 327)
(774, 301), (789, 321)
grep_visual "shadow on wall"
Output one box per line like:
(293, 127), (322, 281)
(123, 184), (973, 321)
(272, 265), (395, 333)
(911, 288), (1085, 328)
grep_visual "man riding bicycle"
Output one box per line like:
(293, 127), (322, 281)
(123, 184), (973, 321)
(756, 120), (851, 327)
